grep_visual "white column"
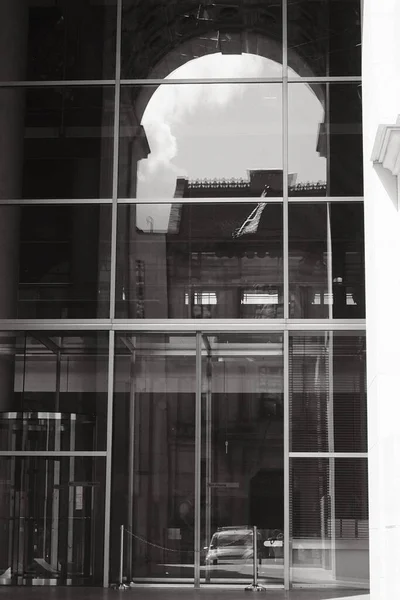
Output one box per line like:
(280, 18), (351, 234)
(363, 1), (400, 598)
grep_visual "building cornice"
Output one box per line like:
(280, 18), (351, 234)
(371, 116), (400, 176)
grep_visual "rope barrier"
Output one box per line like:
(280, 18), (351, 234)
(116, 524), (281, 590)
(124, 528), (183, 553)
(123, 526), (263, 553)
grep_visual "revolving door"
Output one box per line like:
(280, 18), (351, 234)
(0, 413), (105, 585)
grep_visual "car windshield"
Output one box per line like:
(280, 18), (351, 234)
(211, 532), (252, 548)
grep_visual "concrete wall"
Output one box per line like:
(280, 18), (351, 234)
(363, 1), (400, 597)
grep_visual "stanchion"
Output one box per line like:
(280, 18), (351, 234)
(118, 525), (129, 590)
(245, 526), (265, 592)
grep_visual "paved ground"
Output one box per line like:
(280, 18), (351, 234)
(0, 587), (370, 600)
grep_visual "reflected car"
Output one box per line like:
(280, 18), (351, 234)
(263, 529), (284, 558)
(204, 527), (261, 565)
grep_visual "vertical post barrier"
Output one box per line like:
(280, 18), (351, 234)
(118, 525), (128, 590)
(245, 526), (265, 592)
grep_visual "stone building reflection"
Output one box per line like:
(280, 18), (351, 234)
(116, 170), (364, 320)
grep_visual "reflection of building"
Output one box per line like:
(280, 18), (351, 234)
(168, 172), (285, 319)
(174, 170), (299, 199)
(174, 170), (326, 200)
(0, 0), (397, 597)
(162, 171), (364, 320)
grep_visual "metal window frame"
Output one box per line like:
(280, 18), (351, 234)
(0, 80), (117, 87)
(0, 0), (366, 590)
(103, 0), (122, 587)
(116, 197), (284, 204)
(0, 77), (361, 88)
(0, 196), (364, 205)
(103, 329), (116, 587)
(282, 1), (290, 588)
(0, 319), (366, 332)
(289, 453), (368, 459)
(0, 199), (114, 205)
(288, 196), (364, 203)
(283, 329), (290, 589)
(119, 76), (362, 86)
(283, 0), (289, 325)
(194, 332), (202, 588)
(0, 451), (107, 457)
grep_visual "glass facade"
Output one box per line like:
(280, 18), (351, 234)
(0, 0), (366, 590)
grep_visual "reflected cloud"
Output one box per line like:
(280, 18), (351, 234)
(138, 53), (279, 204)
(136, 52), (326, 230)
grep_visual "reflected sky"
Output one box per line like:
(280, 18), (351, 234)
(134, 53), (325, 230)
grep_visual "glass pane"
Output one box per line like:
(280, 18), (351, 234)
(288, 0), (361, 77)
(0, 456), (105, 585)
(0, 0), (117, 82)
(112, 334), (196, 582)
(121, 1), (283, 80)
(289, 203), (365, 319)
(289, 84), (363, 197)
(201, 333), (283, 585)
(330, 203), (365, 318)
(329, 85), (363, 197)
(289, 203), (328, 318)
(290, 458), (369, 587)
(289, 332), (367, 453)
(119, 83), (282, 199)
(0, 331), (108, 451)
(14, 205), (111, 319)
(0, 87), (114, 200)
(116, 203), (283, 318)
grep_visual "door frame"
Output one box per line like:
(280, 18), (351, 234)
(193, 330), (289, 589)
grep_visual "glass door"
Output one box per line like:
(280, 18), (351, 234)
(200, 333), (284, 586)
(114, 333), (197, 583)
(114, 331), (285, 587)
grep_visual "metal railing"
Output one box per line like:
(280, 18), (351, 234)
(115, 523), (268, 591)
(244, 526), (266, 593)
